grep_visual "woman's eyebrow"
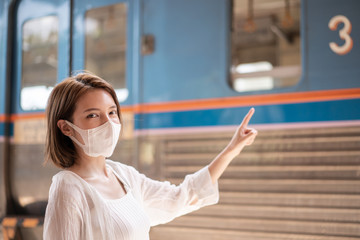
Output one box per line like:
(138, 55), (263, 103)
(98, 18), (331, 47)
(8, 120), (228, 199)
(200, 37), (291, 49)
(83, 106), (117, 113)
(83, 108), (100, 113)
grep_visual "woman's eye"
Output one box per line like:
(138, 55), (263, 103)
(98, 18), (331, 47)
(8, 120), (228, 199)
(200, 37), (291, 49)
(87, 113), (98, 118)
(109, 110), (117, 115)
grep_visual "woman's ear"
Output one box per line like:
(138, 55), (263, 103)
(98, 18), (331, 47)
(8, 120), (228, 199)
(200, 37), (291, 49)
(57, 120), (72, 136)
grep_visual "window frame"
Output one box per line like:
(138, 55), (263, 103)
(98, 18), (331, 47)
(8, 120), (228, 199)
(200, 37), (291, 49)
(20, 15), (59, 111)
(72, 0), (133, 106)
(229, 0), (303, 93)
(15, 0), (70, 113)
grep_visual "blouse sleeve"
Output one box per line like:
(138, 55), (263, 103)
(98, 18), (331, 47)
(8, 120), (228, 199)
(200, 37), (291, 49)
(43, 175), (83, 240)
(122, 164), (219, 226)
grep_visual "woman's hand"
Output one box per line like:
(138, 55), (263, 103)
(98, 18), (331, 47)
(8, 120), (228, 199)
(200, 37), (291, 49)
(224, 108), (257, 157)
(208, 108), (257, 183)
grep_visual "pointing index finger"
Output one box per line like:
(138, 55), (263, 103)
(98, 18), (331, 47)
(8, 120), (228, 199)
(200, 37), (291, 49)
(241, 108), (255, 128)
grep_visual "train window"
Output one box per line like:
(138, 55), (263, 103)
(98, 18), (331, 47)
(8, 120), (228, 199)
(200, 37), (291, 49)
(21, 16), (58, 110)
(231, 0), (301, 92)
(85, 3), (128, 102)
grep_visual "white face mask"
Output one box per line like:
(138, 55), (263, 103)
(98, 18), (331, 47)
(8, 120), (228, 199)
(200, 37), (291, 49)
(65, 120), (121, 157)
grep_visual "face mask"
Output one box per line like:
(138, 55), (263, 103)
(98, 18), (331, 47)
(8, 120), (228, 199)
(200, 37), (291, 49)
(65, 120), (121, 157)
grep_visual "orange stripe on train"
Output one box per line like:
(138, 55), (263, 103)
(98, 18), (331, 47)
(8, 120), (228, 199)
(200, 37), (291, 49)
(3, 88), (360, 121)
(10, 112), (45, 121)
(0, 114), (8, 122)
(132, 88), (360, 114)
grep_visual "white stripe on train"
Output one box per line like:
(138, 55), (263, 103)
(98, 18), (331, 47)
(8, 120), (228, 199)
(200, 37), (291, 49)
(134, 120), (360, 136)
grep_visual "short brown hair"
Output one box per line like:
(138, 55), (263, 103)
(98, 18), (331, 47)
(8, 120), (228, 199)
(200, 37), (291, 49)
(45, 72), (122, 168)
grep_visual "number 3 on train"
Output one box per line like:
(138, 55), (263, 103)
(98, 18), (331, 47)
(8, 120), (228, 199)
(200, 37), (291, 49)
(328, 15), (353, 55)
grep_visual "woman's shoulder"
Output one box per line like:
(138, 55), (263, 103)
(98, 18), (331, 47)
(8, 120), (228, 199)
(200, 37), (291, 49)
(47, 171), (90, 212)
(49, 170), (87, 198)
(52, 170), (82, 184)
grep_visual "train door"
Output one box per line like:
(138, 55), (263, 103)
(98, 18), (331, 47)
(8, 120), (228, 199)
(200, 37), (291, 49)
(71, 0), (139, 169)
(4, 0), (70, 238)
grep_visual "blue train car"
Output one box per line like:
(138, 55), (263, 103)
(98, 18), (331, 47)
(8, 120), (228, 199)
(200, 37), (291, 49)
(1, 0), (360, 239)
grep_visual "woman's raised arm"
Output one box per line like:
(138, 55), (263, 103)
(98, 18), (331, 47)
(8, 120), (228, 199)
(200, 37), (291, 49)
(208, 108), (257, 184)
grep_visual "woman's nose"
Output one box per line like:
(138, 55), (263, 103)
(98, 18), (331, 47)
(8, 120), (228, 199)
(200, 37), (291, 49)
(99, 113), (111, 125)
(102, 113), (118, 124)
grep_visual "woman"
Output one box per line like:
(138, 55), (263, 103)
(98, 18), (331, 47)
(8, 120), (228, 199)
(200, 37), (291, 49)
(43, 72), (257, 240)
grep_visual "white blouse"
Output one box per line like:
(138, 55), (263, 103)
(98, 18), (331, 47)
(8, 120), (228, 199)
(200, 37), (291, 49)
(43, 160), (219, 240)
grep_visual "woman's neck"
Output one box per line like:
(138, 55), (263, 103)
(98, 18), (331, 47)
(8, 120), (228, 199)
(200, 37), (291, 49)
(68, 153), (109, 179)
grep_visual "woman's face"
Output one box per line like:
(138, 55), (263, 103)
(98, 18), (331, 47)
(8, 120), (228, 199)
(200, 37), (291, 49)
(71, 88), (120, 130)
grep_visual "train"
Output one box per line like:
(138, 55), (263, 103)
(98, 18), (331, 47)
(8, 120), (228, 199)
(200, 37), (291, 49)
(1, 0), (360, 239)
